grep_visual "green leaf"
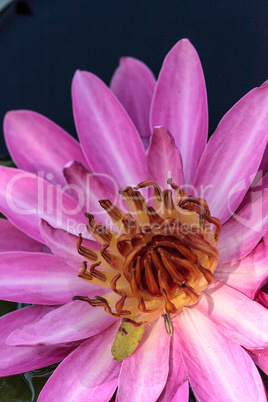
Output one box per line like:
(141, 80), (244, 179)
(111, 319), (145, 361)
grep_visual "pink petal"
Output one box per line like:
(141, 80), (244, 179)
(158, 325), (188, 401)
(218, 190), (268, 264)
(38, 323), (121, 402)
(147, 126), (185, 189)
(171, 381), (189, 402)
(40, 219), (99, 269)
(0, 166), (88, 243)
(196, 282), (268, 349)
(0, 305), (76, 376)
(259, 143), (268, 177)
(0, 218), (44, 252)
(247, 348), (268, 376)
(0, 252), (97, 304)
(239, 172), (268, 211)
(4, 110), (88, 187)
(194, 82), (268, 224)
(174, 308), (266, 401)
(7, 300), (116, 346)
(72, 70), (147, 187)
(150, 39), (208, 184)
(256, 291), (268, 309)
(118, 318), (170, 402)
(110, 57), (156, 146)
(215, 240), (268, 299)
(63, 161), (117, 221)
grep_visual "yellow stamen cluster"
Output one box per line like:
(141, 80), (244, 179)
(74, 180), (221, 336)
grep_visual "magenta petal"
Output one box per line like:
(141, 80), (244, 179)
(158, 327), (188, 401)
(194, 82), (268, 223)
(0, 166), (88, 243)
(247, 348), (268, 376)
(0, 252), (97, 304)
(72, 70), (147, 187)
(7, 300), (116, 346)
(239, 172), (268, 211)
(110, 57), (156, 145)
(150, 39), (208, 184)
(63, 161), (117, 221)
(215, 240), (268, 299)
(256, 291), (268, 309)
(0, 306), (76, 377)
(174, 308), (266, 401)
(38, 324), (121, 402)
(40, 219), (99, 269)
(218, 190), (268, 264)
(259, 143), (268, 177)
(171, 382), (189, 402)
(196, 282), (268, 349)
(4, 110), (88, 187)
(118, 318), (170, 402)
(0, 218), (44, 252)
(147, 126), (185, 189)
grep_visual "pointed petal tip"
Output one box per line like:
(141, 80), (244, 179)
(72, 69), (89, 86)
(260, 80), (268, 88)
(173, 38), (195, 50)
(73, 69), (97, 84)
(63, 159), (76, 169)
(151, 126), (175, 143)
(4, 110), (35, 131)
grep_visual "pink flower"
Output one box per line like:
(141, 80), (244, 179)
(0, 39), (268, 401)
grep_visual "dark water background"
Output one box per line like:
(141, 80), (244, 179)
(0, 1), (267, 400)
(0, 0), (268, 155)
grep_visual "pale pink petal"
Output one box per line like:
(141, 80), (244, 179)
(7, 300), (115, 346)
(256, 291), (268, 309)
(0, 252), (97, 304)
(174, 309), (266, 401)
(110, 57), (156, 146)
(0, 218), (44, 252)
(0, 306), (76, 376)
(218, 190), (268, 264)
(150, 39), (208, 184)
(72, 70), (147, 187)
(247, 348), (268, 376)
(40, 219), (99, 269)
(215, 240), (268, 299)
(0, 166), (88, 243)
(194, 82), (268, 223)
(196, 282), (268, 349)
(4, 110), (88, 187)
(38, 323), (121, 402)
(158, 326), (188, 401)
(63, 161), (118, 221)
(147, 126), (185, 189)
(118, 318), (170, 402)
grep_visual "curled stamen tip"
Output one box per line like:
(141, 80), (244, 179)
(167, 178), (173, 185)
(85, 212), (94, 220)
(78, 261), (87, 275)
(122, 318), (147, 327)
(119, 186), (131, 194)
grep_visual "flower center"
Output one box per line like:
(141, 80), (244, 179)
(74, 180), (221, 336)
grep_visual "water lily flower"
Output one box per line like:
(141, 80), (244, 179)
(0, 39), (268, 401)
